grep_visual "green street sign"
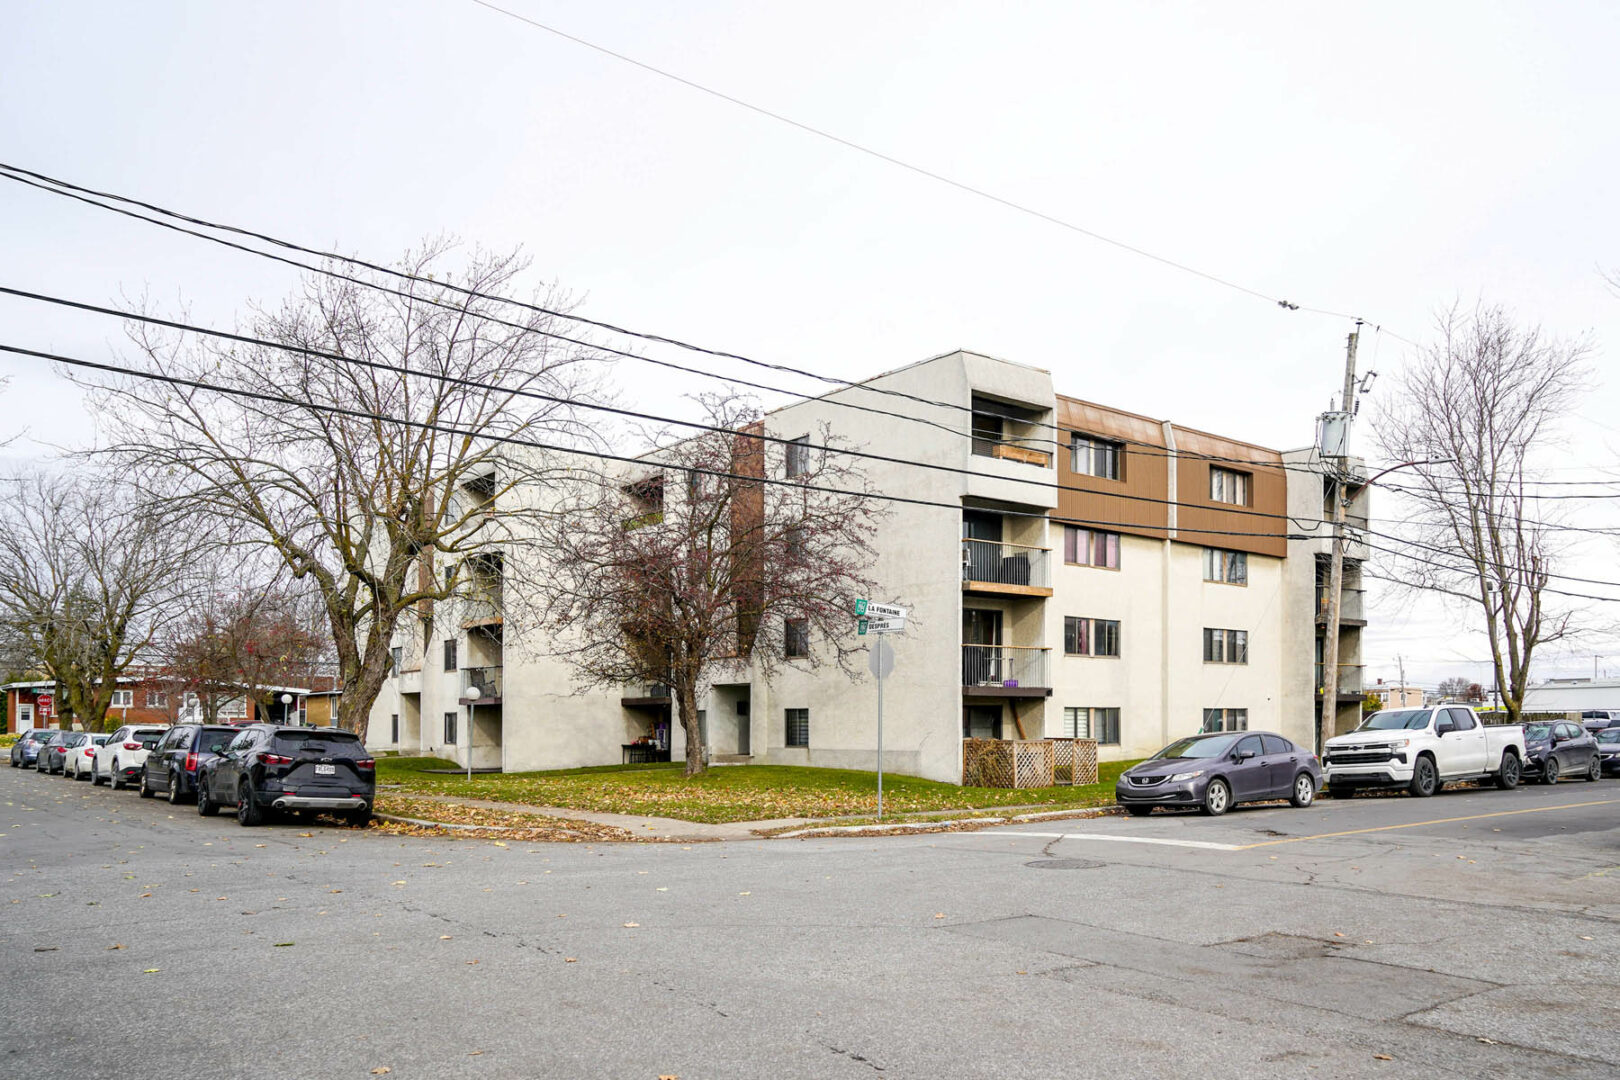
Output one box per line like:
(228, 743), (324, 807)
(857, 617), (869, 635)
(855, 598), (868, 616)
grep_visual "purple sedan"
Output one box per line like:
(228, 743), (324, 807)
(1116, 731), (1323, 817)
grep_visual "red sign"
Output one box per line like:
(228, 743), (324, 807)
(35, 694), (53, 719)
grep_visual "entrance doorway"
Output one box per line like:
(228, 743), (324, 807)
(17, 703), (33, 731)
(964, 705), (1002, 740)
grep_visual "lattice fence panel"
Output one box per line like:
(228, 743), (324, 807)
(1012, 740), (1055, 788)
(1047, 738), (1099, 786)
(962, 738), (1012, 788)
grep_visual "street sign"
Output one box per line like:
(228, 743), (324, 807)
(865, 602), (907, 620)
(36, 694), (53, 719)
(854, 598), (868, 616)
(867, 636), (894, 679)
(863, 617), (905, 634)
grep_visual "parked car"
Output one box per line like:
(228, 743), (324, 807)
(1521, 721), (1600, 783)
(1322, 705), (1525, 799)
(9, 729), (54, 768)
(66, 734), (110, 779)
(139, 723), (238, 804)
(1579, 710), (1620, 733)
(1597, 729), (1620, 777)
(38, 731), (80, 775)
(91, 725), (169, 790)
(197, 724), (374, 826)
(1115, 731), (1322, 817)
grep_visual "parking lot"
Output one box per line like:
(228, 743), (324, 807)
(3, 761), (1617, 1079)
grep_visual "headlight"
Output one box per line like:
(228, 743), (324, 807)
(1169, 770), (1204, 782)
(1385, 738), (1409, 749)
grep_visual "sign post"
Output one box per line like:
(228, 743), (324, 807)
(857, 600), (905, 819)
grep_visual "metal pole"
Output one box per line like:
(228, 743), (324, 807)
(876, 663), (884, 820)
(467, 699), (474, 782)
(1318, 326), (1359, 754)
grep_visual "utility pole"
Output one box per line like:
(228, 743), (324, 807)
(1397, 653), (1407, 707)
(1317, 324), (1360, 754)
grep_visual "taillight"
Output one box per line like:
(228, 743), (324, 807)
(184, 753), (198, 772)
(261, 753), (293, 766)
(357, 758), (375, 771)
(123, 742), (141, 750)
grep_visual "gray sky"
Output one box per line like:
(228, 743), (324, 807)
(3, 1), (1617, 688)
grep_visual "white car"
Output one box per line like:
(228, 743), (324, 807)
(66, 734), (110, 779)
(92, 725), (170, 790)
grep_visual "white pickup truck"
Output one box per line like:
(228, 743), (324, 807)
(1323, 705), (1525, 798)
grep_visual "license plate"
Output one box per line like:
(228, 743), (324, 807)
(315, 764), (336, 776)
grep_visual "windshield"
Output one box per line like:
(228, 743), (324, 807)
(1153, 734), (1242, 760)
(1597, 730), (1620, 745)
(1523, 723), (1552, 740)
(1357, 710), (1431, 731)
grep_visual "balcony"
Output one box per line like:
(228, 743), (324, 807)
(962, 645), (1052, 698)
(461, 582), (504, 629)
(1315, 663), (1364, 700)
(1315, 587), (1366, 625)
(458, 666), (502, 704)
(970, 434), (1052, 469)
(962, 539), (1052, 597)
(621, 682), (672, 709)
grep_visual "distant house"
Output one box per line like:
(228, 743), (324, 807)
(3, 675), (178, 733)
(1370, 681), (1425, 710)
(303, 688), (343, 727)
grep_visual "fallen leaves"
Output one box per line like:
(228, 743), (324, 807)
(623, 922), (640, 928)
(564, 957), (578, 963)
(1373, 1054), (1393, 1061)
(274, 942), (295, 947)
(371, 1068), (391, 1075)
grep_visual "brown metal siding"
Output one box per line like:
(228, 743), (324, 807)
(1172, 428), (1287, 559)
(1054, 396), (1169, 541)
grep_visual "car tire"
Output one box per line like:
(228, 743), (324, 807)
(91, 764), (104, 786)
(1201, 778), (1231, 817)
(237, 783), (263, 827)
(168, 772), (185, 805)
(1124, 804), (1153, 817)
(1407, 756), (1438, 798)
(1587, 755), (1601, 782)
(1289, 772), (1316, 808)
(109, 762), (123, 791)
(1495, 753), (1521, 790)
(1543, 758), (1560, 785)
(197, 782), (218, 817)
(346, 808), (372, 828)
(138, 773), (155, 798)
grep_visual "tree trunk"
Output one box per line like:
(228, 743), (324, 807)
(676, 677), (706, 777)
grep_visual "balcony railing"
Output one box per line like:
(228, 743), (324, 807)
(1315, 586), (1365, 623)
(962, 540), (1051, 591)
(461, 665), (503, 702)
(962, 645), (1051, 690)
(461, 582), (503, 625)
(970, 435), (1052, 468)
(1315, 663), (1364, 697)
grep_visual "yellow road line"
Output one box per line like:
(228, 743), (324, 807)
(1237, 797), (1620, 849)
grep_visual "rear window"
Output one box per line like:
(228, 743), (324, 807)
(272, 729), (363, 754)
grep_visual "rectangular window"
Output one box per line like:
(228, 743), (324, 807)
(1202, 628), (1249, 664)
(144, 691), (166, 708)
(1062, 706), (1120, 744)
(390, 714), (400, 743)
(443, 711), (457, 745)
(1063, 526), (1120, 569)
(219, 696), (249, 720)
(1201, 708), (1249, 733)
(784, 618), (810, 659)
(785, 708), (810, 747)
(1064, 617), (1120, 657)
(1202, 548), (1248, 585)
(785, 435), (811, 478)
(391, 646), (403, 676)
(443, 637), (457, 672)
(1070, 434), (1123, 480)
(1210, 467), (1251, 506)
(110, 690), (134, 708)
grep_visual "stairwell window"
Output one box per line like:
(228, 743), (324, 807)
(785, 708), (810, 747)
(1062, 706), (1120, 745)
(1202, 548), (1248, 585)
(443, 637), (457, 672)
(1202, 708), (1248, 733)
(390, 714), (399, 743)
(443, 711), (457, 745)
(785, 435), (811, 477)
(1210, 466), (1251, 505)
(1064, 617), (1121, 657)
(1203, 628), (1249, 664)
(784, 618), (810, 659)
(1064, 526), (1120, 569)
(390, 646), (403, 676)
(1070, 434), (1123, 480)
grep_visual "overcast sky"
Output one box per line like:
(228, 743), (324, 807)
(3, 1), (1617, 688)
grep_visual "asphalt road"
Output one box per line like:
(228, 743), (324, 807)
(3, 763), (1618, 1079)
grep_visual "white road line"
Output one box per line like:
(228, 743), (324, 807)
(992, 830), (1244, 851)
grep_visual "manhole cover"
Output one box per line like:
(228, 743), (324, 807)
(1024, 859), (1105, 870)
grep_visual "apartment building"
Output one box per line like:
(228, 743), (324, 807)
(367, 350), (1361, 783)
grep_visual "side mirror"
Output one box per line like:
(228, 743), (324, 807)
(1236, 749), (1256, 761)
(1436, 724), (1455, 736)
(209, 743), (225, 754)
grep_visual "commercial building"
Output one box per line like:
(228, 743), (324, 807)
(367, 350), (1366, 782)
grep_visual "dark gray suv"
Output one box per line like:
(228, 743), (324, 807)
(1116, 731), (1323, 816)
(196, 724), (374, 826)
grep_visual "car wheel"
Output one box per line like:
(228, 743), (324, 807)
(1495, 753), (1521, 790)
(1543, 758), (1560, 785)
(168, 772), (185, 805)
(109, 761), (123, 790)
(346, 808), (372, 828)
(1124, 804), (1153, 817)
(1587, 755), (1602, 782)
(91, 764), (104, 786)
(1328, 784), (1357, 800)
(1201, 778), (1231, 816)
(237, 783), (263, 827)
(197, 781), (218, 817)
(138, 771), (155, 798)
(1407, 756), (1438, 798)
(1289, 773), (1316, 808)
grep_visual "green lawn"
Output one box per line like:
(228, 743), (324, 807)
(375, 756), (1138, 824)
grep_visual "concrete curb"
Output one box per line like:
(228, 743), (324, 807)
(374, 812), (511, 832)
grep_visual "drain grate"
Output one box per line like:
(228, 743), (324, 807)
(1024, 858), (1105, 870)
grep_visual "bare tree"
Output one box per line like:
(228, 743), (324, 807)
(0, 471), (193, 730)
(1373, 303), (1591, 723)
(81, 241), (605, 741)
(538, 395), (883, 776)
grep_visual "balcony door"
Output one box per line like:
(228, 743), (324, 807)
(962, 512), (1003, 583)
(963, 609), (1003, 686)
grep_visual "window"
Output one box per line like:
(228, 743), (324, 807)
(390, 714), (400, 743)
(145, 691), (167, 708)
(1064, 527), (1120, 569)
(785, 435), (811, 477)
(1070, 434), (1123, 480)
(443, 711), (458, 745)
(390, 646), (403, 676)
(1447, 707), (1477, 731)
(443, 637), (457, 672)
(1210, 467), (1251, 505)
(1202, 628), (1249, 664)
(110, 690), (134, 708)
(1064, 617), (1120, 657)
(1202, 548), (1248, 585)
(1201, 708), (1249, 733)
(219, 696), (249, 720)
(784, 618), (810, 659)
(1261, 734), (1293, 755)
(227, 730), (256, 753)
(784, 524), (806, 562)
(1061, 706), (1120, 745)
(785, 708), (810, 747)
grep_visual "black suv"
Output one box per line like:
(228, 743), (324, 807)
(139, 723), (240, 804)
(196, 724), (374, 826)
